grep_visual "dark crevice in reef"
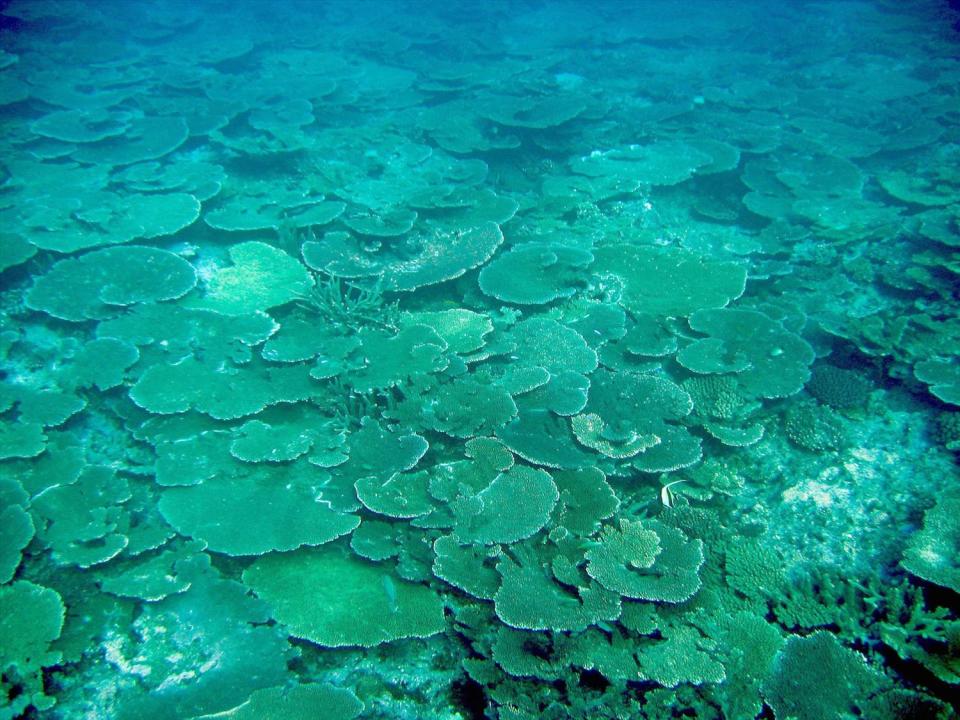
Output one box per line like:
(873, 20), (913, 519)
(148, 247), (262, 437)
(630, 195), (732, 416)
(451, 676), (488, 720)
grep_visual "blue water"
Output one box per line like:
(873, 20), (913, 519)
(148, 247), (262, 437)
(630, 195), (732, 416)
(1, 1), (958, 718)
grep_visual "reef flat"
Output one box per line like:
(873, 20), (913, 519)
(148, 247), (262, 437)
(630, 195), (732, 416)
(1, 1), (958, 718)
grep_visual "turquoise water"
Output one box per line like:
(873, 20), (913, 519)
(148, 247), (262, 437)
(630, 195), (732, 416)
(1, 0), (959, 717)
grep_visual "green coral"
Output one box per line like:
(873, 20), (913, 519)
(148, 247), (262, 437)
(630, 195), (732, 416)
(710, 612), (783, 719)
(551, 467), (619, 536)
(574, 369), (701, 472)
(230, 419), (316, 463)
(25, 245), (197, 322)
(98, 304), (278, 366)
(784, 401), (845, 452)
(355, 470), (434, 519)
(914, 357), (960, 405)
(158, 468), (359, 556)
(506, 317), (598, 375)
(0, 420), (46, 459)
(902, 493), (960, 593)
(400, 308), (493, 354)
(761, 631), (883, 720)
(344, 324), (449, 392)
(243, 548), (446, 647)
(591, 245), (747, 318)
(584, 520), (661, 596)
(190, 241), (314, 315)
(61, 337), (139, 391)
(31, 466), (131, 567)
(432, 534), (501, 600)
(680, 308), (815, 399)
(494, 547), (621, 632)
(0, 581), (65, 718)
(571, 141), (712, 186)
(193, 683), (363, 720)
(636, 626), (725, 688)
(807, 364), (873, 409)
(587, 520), (705, 603)
(479, 243), (593, 305)
(0, 504), (34, 582)
(452, 464), (559, 545)
(417, 376), (518, 438)
(130, 359), (317, 420)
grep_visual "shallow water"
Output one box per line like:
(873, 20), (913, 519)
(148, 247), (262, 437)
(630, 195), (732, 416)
(1, 1), (958, 718)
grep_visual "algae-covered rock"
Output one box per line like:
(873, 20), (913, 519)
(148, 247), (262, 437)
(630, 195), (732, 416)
(110, 571), (294, 720)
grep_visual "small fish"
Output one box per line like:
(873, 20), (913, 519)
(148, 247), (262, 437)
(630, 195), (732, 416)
(659, 479), (686, 509)
(382, 575), (398, 613)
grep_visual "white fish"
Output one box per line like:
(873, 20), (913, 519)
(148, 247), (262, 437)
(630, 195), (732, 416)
(659, 479), (686, 509)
